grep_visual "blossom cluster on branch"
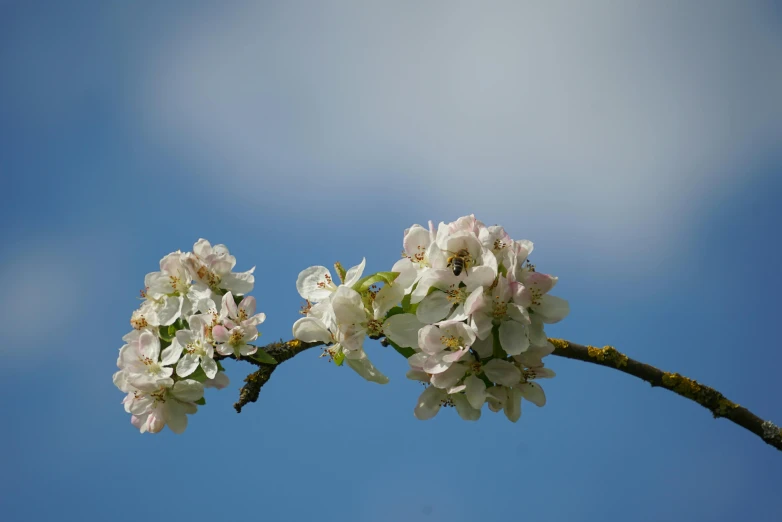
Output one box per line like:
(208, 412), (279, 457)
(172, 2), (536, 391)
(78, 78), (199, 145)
(293, 215), (569, 422)
(114, 215), (569, 433)
(113, 240), (267, 433)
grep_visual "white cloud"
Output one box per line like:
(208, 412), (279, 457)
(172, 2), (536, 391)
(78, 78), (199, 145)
(0, 242), (83, 357)
(137, 1), (782, 271)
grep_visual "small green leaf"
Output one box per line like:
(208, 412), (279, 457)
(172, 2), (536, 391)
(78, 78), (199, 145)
(250, 350), (278, 365)
(353, 271), (400, 293)
(385, 306), (405, 318)
(491, 326), (507, 359)
(215, 359), (226, 372)
(333, 350), (345, 366)
(387, 338), (415, 359)
(498, 263), (508, 277)
(401, 292), (412, 312)
(187, 366), (208, 383)
(195, 397), (206, 406)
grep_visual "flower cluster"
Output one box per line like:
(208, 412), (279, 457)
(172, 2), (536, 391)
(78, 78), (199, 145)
(292, 258), (423, 383)
(293, 215), (569, 422)
(113, 239), (265, 433)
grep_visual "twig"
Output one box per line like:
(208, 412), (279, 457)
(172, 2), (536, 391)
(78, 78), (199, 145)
(548, 338), (782, 452)
(215, 339), (322, 412)
(219, 337), (782, 452)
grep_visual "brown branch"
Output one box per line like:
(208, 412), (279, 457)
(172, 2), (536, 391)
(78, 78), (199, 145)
(215, 339), (322, 412)
(548, 338), (782, 452)
(218, 336), (782, 452)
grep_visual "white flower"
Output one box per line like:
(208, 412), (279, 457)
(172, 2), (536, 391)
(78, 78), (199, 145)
(414, 269), (493, 324)
(186, 239), (255, 295)
(117, 331), (180, 387)
(515, 271), (570, 325)
(171, 328), (218, 379)
(486, 385), (522, 422)
(203, 371), (231, 389)
(331, 286), (422, 353)
(413, 384), (482, 421)
(478, 225), (533, 271)
(296, 258), (366, 303)
(141, 251), (213, 325)
(482, 359), (522, 386)
(465, 275), (532, 355)
(292, 288), (390, 384)
(135, 293), (184, 327)
(392, 222), (438, 292)
(408, 321), (476, 375)
(213, 324), (258, 358)
(124, 379), (204, 434)
(219, 291), (266, 330)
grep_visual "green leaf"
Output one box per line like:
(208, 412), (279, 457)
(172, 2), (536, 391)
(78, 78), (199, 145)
(195, 397), (206, 406)
(498, 263), (508, 277)
(333, 350), (345, 366)
(386, 338), (415, 359)
(215, 359), (226, 372)
(385, 306), (405, 318)
(187, 366), (208, 383)
(250, 349), (278, 365)
(491, 326), (507, 359)
(353, 271), (400, 293)
(401, 292), (412, 312)
(158, 326), (174, 343)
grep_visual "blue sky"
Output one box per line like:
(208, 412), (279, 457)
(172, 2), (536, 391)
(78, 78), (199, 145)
(2, 1), (782, 521)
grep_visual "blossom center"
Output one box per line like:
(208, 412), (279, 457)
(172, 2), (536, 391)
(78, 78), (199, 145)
(446, 287), (467, 304)
(187, 339), (207, 357)
(440, 335), (464, 350)
(316, 274), (337, 292)
(197, 265), (222, 290)
(491, 297), (508, 319)
(168, 273), (190, 294)
(403, 245), (427, 264)
(139, 356), (165, 377)
(228, 329), (245, 345)
(131, 314), (148, 330)
(367, 319), (384, 337)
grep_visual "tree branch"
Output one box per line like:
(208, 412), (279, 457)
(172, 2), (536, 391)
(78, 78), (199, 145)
(548, 338), (782, 452)
(215, 340), (322, 412)
(219, 337), (782, 452)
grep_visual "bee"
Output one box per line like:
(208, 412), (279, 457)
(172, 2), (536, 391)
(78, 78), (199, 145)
(446, 248), (472, 276)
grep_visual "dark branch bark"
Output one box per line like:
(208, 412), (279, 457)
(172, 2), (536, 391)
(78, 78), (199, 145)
(218, 337), (782, 452)
(548, 338), (782, 452)
(215, 340), (322, 412)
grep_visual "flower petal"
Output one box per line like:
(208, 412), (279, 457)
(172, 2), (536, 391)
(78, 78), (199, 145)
(452, 394), (481, 421)
(465, 375), (487, 410)
(504, 387), (522, 422)
(292, 317), (333, 344)
(483, 359), (521, 386)
(430, 363), (466, 389)
(171, 379), (204, 402)
(499, 320), (530, 356)
(176, 353), (199, 377)
(383, 313), (423, 348)
(416, 291), (452, 324)
(345, 352), (389, 384)
(343, 257), (366, 287)
(535, 295), (570, 323)
(165, 401), (189, 434)
(414, 386), (444, 420)
(519, 381), (546, 406)
(296, 266), (334, 302)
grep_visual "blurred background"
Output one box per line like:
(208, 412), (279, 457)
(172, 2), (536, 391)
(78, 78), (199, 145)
(2, 1), (782, 521)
